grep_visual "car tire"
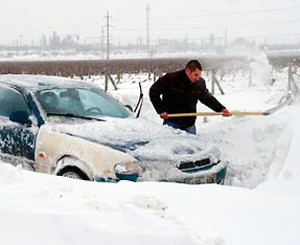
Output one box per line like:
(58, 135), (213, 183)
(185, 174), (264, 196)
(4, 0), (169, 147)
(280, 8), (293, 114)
(58, 167), (90, 181)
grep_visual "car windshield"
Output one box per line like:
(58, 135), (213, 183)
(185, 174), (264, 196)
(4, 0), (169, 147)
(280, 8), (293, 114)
(35, 87), (130, 118)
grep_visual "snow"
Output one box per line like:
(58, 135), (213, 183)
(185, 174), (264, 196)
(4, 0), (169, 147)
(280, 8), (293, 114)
(0, 54), (300, 245)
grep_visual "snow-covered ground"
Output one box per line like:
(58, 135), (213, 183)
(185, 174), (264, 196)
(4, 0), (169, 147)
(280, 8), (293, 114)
(0, 49), (204, 61)
(0, 48), (299, 62)
(0, 54), (299, 245)
(0, 49), (240, 61)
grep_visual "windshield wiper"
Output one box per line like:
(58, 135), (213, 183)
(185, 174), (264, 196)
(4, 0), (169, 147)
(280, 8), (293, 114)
(46, 113), (105, 121)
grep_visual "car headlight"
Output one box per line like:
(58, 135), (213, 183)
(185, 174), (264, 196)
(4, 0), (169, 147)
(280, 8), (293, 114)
(114, 161), (144, 181)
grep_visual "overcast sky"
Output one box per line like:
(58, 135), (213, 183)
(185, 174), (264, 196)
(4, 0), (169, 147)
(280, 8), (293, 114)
(0, 0), (299, 46)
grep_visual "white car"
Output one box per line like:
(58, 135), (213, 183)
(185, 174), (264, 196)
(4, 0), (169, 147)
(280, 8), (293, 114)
(0, 75), (228, 184)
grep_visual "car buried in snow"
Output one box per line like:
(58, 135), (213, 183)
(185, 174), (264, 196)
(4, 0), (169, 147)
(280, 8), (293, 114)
(0, 75), (228, 184)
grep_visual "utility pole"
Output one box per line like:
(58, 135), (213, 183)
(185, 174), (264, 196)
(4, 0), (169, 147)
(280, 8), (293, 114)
(12, 39), (19, 52)
(224, 29), (228, 54)
(101, 27), (104, 59)
(19, 35), (23, 49)
(105, 11), (111, 60)
(146, 5), (150, 54)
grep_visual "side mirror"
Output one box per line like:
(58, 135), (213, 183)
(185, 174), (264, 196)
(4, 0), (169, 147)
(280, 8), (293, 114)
(9, 111), (32, 126)
(124, 104), (133, 112)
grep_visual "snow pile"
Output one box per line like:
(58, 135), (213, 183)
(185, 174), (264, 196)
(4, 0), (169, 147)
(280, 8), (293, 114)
(0, 163), (217, 245)
(203, 109), (292, 188)
(250, 53), (273, 87)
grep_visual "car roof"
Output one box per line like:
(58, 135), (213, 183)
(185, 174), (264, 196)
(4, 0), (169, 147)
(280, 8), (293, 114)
(0, 74), (97, 92)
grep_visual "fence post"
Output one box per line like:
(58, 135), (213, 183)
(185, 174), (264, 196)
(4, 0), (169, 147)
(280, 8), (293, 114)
(212, 70), (225, 95)
(211, 70), (215, 95)
(117, 69), (122, 83)
(249, 69), (252, 87)
(288, 66), (292, 91)
(153, 72), (157, 83)
(108, 73), (118, 90)
(104, 69), (108, 91)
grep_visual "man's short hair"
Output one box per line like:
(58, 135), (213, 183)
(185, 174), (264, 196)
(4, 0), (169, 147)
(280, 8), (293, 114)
(185, 60), (202, 71)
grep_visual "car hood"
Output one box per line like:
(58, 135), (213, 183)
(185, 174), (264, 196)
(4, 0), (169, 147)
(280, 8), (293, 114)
(48, 117), (221, 165)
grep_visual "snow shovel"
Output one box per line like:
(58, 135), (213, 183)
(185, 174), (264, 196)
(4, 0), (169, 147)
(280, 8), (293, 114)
(168, 92), (292, 118)
(168, 111), (269, 117)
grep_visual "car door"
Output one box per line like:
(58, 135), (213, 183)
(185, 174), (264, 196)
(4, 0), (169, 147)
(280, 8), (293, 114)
(0, 86), (38, 170)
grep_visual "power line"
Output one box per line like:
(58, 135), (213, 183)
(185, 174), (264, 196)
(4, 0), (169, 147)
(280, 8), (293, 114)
(112, 18), (300, 33)
(1, 5), (298, 36)
(154, 6), (300, 20)
(112, 6), (300, 22)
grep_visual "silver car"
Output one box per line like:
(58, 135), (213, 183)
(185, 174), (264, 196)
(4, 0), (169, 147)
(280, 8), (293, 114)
(0, 75), (228, 184)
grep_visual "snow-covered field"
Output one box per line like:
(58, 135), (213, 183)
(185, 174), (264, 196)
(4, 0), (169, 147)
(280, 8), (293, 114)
(0, 49), (299, 62)
(0, 49), (247, 61)
(0, 54), (299, 245)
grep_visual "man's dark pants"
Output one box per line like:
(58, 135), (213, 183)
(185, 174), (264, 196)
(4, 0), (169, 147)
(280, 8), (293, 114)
(163, 119), (196, 134)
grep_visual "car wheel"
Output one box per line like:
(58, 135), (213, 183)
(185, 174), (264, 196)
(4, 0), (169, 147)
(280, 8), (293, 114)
(61, 171), (82, 179)
(58, 166), (90, 181)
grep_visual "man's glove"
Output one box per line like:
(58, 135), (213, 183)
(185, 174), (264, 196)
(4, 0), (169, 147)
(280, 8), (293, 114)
(222, 109), (231, 117)
(160, 112), (168, 120)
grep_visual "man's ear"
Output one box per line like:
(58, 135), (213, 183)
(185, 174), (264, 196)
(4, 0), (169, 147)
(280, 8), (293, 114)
(185, 68), (191, 74)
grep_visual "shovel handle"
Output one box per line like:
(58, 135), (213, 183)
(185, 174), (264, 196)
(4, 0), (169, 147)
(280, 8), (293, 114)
(168, 111), (266, 117)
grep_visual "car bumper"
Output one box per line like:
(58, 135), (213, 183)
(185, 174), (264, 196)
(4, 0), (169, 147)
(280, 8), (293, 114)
(157, 160), (228, 185)
(182, 166), (227, 184)
(94, 161), (228, 185)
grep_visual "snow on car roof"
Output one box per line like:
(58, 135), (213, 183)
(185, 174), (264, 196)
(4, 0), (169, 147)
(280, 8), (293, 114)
(0, 74), (96, 92)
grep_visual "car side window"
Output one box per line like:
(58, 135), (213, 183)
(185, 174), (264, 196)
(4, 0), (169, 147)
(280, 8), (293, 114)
(0, 87), (31, 117)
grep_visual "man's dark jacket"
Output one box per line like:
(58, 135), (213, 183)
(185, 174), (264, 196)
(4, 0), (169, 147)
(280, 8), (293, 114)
(149, 69), (226, 128)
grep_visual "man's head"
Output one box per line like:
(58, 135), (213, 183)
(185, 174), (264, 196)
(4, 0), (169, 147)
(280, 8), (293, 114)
(185, 60), (202, 82)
